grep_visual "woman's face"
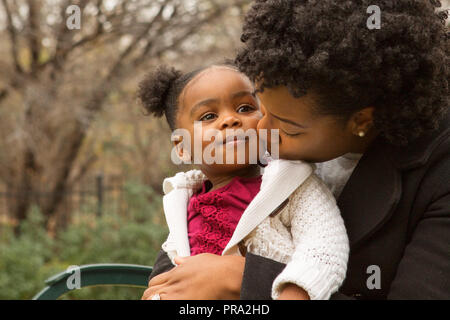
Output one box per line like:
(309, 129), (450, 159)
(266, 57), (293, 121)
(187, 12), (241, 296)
(175, 66), (262, 173)
(256, 85), (361, 163)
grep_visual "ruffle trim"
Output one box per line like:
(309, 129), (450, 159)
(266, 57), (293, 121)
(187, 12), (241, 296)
(189, 192), (233, 255)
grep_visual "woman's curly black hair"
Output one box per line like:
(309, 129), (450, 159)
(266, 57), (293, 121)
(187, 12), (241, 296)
(236, 0), (449, 145)
(138, 61), (238, 130)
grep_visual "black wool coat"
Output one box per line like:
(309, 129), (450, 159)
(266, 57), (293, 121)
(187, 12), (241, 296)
(149, 113), (450, 300)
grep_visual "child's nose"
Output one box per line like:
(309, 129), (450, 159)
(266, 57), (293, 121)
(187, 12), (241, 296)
(220, 115), (241, 129)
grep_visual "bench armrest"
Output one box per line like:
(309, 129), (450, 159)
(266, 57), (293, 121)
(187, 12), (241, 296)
(33, 263), (153, 300)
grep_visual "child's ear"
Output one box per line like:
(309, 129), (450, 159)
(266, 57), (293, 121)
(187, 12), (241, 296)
(173, 136), (191, 162)
(173, 136), (183, 158)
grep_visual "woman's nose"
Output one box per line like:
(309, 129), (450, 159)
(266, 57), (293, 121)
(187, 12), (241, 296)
(260, 103), (267, 117)
(257, 112), (268, 131)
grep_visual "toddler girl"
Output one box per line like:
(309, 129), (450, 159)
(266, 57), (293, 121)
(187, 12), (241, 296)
(138, 63), (349, 300)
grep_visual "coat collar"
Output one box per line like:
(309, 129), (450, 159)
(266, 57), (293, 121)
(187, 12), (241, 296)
(337, 138), (402, 250)
(385, 112), (450, 170)
(338, 112), (450, 249)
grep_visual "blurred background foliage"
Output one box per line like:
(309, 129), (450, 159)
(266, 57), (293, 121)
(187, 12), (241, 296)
(0, 0), (251, 299)
(0, 179), (167, 299)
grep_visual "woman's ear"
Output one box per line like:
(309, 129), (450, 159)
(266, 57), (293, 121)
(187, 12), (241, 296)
(350, 107), (375, 137)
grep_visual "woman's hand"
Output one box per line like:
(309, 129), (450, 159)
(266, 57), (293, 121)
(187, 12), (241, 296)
(142, 253), (245, 300)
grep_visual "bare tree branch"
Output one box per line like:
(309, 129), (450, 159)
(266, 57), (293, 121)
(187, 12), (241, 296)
(26, 0), (41, 74)
(103, 1), (169, 83)
(137, 3), (226, 65)
(67, 153), (98, 188)
(1, 0), (23, 74)
(0, 88), (8, 101)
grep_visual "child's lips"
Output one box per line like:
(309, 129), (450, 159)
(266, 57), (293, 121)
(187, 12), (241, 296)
(221, 136), (249, 146)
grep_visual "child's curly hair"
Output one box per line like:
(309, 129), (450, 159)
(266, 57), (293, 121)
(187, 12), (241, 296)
(236, 0), (449, 145)
(138, 61), (238, 130)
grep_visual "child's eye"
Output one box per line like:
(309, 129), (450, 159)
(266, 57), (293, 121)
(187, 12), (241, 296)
(237, 104), (255, 113)
(199, 113), (217, 121)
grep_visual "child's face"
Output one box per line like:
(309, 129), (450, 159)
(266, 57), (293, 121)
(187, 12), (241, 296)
(256, 85), (359, 163)
(175, 66), (262, 173)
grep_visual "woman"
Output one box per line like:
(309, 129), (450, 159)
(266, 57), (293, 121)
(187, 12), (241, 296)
(143, 0), (449, 299)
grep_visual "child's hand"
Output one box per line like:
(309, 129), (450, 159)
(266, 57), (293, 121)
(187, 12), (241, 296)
(277, 283), (310, 300)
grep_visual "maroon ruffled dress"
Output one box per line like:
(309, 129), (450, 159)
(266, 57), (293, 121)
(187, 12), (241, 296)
(187, 175), (262, 256)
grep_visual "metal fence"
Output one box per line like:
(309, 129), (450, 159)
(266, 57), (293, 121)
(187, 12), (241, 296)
(0, 174), (127, 227)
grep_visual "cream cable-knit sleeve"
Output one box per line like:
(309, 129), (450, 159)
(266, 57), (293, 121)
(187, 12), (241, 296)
(271, 174), (349, 300)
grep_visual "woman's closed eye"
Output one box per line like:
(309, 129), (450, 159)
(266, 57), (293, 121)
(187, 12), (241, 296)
(282, 128), (303, 137)
(282, 131), (303, 137)
(280, 122), (305, 137)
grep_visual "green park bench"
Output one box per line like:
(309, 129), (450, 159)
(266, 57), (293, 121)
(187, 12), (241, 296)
(32, 264), (153, 300)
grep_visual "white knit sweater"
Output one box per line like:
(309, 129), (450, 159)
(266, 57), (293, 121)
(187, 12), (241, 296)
(160, 159), (349, 300)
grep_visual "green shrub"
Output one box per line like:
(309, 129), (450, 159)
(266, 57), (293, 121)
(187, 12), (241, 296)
(0, 180), (168, 300)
